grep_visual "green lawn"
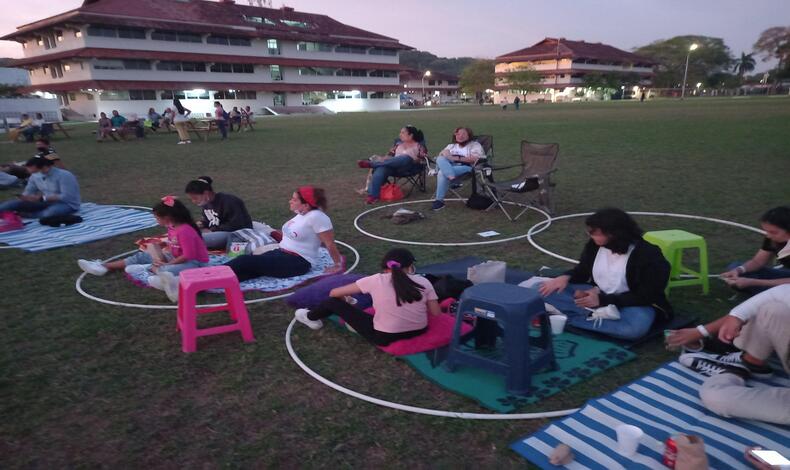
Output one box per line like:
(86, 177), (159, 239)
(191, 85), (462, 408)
(1, 97), (788, 468)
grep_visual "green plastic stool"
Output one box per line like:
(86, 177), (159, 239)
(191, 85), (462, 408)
(643, 229), (709, 295)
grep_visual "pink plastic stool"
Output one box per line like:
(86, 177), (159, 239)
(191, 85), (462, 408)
(176, 266), (255, 353)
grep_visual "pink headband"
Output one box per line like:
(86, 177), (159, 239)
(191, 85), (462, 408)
(386, 260), (401, 269)
(161, 195), (176, 207)
(297, 186), (318, 208)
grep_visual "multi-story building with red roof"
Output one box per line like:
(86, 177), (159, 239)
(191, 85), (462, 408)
(1, 0), (411, 117)
(399, 69), (460, 105)
(495, 37), (655, 103)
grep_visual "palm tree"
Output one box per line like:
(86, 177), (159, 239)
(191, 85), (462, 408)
(732, 52), (756, 81)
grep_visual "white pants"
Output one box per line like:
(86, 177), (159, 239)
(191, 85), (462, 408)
(699, 302), (790, 424)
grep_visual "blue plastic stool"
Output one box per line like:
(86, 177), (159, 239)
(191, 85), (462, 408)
(445, 282), (557, 395)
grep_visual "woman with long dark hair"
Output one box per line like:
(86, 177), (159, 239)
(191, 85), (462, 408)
(357, 125), (427, 204)
(77, 196), (209, 302)
(294, 248), (440, 346)
(431, 126), (486, 211)
(185, 176), (252, 249)
(721, 206), (790, 296)
(534, 207), (672, 340)
(224, 186), (343, 281)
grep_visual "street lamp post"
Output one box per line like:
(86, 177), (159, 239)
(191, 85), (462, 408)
(421, 70), (431, 105)
(681, 43), (699, 100)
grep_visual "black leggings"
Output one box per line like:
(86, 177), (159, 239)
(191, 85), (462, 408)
(308, 297), (427, 346)
(225, 249), (311, 282)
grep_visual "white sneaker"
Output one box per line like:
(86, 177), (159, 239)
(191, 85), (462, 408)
(185, 140), (191, 144)
(177, 141), (187, 145)
(147, 275), (164, 290)
(124, 264), (149, 275)
(294, 308), (323, 330)
(158, 271), (179, 303)
(78, 259), (108, 276)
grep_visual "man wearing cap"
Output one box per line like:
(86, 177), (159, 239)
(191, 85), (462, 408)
(0, 155), (81, 219)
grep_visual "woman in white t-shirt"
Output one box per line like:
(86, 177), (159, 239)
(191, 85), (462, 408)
(225, 186), (343, 281)
(431, 127), (486, 211)
(295, 248), (440, 345)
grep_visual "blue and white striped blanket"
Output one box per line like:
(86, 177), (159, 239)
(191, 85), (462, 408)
(511, 361), (790, 469)
(0, 203), (157, 252)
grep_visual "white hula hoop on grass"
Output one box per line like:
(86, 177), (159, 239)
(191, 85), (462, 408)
(75, 240), (360, 310)
(285, 319), (578, 420)
(353, 198), (553, 246)
(526, 211), (766, 265)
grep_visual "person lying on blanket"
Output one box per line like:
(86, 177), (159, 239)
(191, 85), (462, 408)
(185, 176), (252, 250)
(672, 285), (790, 425)
(78, 196), (209, 303)
(0, 155), (80, 220)
(534, 208), (673, 340)
(224, 186), (343, 281)
(294, 248), (441, 346)
(720, 206), (790, 297)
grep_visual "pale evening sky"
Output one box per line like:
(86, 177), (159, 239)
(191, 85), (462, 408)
(0, 0), (786, 71)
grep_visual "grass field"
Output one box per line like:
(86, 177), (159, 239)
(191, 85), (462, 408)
(1, 97), (789, 468)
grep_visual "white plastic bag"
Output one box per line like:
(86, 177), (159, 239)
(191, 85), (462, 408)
(467, 260), (506, 284)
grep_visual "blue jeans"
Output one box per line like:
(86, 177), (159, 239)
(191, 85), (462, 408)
(202, 231), (231, 250)
(540, 282), (656, 340)
(124, 251), (207, 276)
(368, 155), (415, 198)
(725, 261), (790, 296)
(434, 156), (473, 201)
(0, 199), (76, 219)
(217, 120), (228, 139)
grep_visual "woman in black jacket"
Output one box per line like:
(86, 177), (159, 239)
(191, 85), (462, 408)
(537, 208), (672, 340)
(184, 176), (253, 249)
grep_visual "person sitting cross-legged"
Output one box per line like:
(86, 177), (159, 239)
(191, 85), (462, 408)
(0, 155), (80, 219)
(677, 284), (790, 425)
(532, 208), (673, 340)
(294, 248), (441, 346)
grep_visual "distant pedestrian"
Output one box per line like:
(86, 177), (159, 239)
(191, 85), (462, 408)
(500, 98), (508, 110)
(640, 91), (646, 102)
(514, 96), (521, 110)
(214, 101), (228, 140)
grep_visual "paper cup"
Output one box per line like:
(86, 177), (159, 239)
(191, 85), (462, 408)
(549, 315), (567, 335)
(615, 424), (643, 457)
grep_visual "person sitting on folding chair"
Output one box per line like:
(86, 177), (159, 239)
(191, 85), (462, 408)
(357, 125), (427, 205)
(431, 127), (485, 211)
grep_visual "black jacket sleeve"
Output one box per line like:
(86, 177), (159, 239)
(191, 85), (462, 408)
(213, 194), (253, 232)
(563, 240), (598, 284)
(598, 240), (671, 309)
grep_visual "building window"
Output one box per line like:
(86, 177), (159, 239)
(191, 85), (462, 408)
(156, 61), (182, 71)
(99, 90), (130, 101)
(210, 63), (254, 73)
(181, 62), (206, 72)
(297, 42), (333, 52)
(448, 80), (458, 86)
(298, 67), (335, 76)
(207, 35), (252, 46)
(369, 48), (397, 56)
(49, 64), (63, 79)
(155, 61), (205, 72)
(42, 34), (56, 50)
(335, 45), (367, 54)
(243, 15), (276, 24)
(117, 27), (146, 39)
(281, 19), (311, 29)
(122, 59), (151, 70)
(369, 70), (397, 78)
(336, 68), (367, 77)
(273, 92), (286, 106)
(68, 93), (77, 101)
(270, 65), (282, 81)
(184, 90), (210, 100)
(229, 37), (251, 46)
(87, 26), (117, 38)
(301, 91), (328, 105)
(214, 90), (257, 100)
(129, 90), (157, 100)
(428, 80), (436, 86)
(151, 30), (202, 43)
(267, 39), (280, 55)
(160, 90), (186, 100)
(94, 60), (125, 70)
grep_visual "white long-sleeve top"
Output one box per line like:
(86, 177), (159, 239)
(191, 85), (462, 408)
(729, 284), (790, 322)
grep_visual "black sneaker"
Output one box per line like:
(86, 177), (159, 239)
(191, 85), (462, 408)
(679, 353), (750, 378)
(707, 351), (774, 378)
(431, 200), (445, 211)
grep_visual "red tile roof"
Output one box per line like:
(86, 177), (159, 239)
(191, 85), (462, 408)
(8, 47), (407, 71)
(2, 0), (411, 49)
(19, 79), (404, 93)
(497, 38), (655, 65)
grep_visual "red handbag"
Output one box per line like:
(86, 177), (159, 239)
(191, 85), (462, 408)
(0, 211), (23, 233)
(380, 183), (404, 201)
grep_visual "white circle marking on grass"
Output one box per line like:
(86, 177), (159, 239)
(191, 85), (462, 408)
(353, 198), (553, 246)
(285, 319), (578, 420)
(75, 240), (360, 310)
(525, 211), (766, 265)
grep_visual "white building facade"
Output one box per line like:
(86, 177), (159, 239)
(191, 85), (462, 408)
(1, 0), (410, 118)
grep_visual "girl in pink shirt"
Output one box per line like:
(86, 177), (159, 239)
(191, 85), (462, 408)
(295, 249), (440, 346)
(78, 196), (209, 302)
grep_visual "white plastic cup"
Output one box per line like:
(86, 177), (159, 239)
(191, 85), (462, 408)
(615, 424), (643, 457)
(549, 315), (567, 335)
